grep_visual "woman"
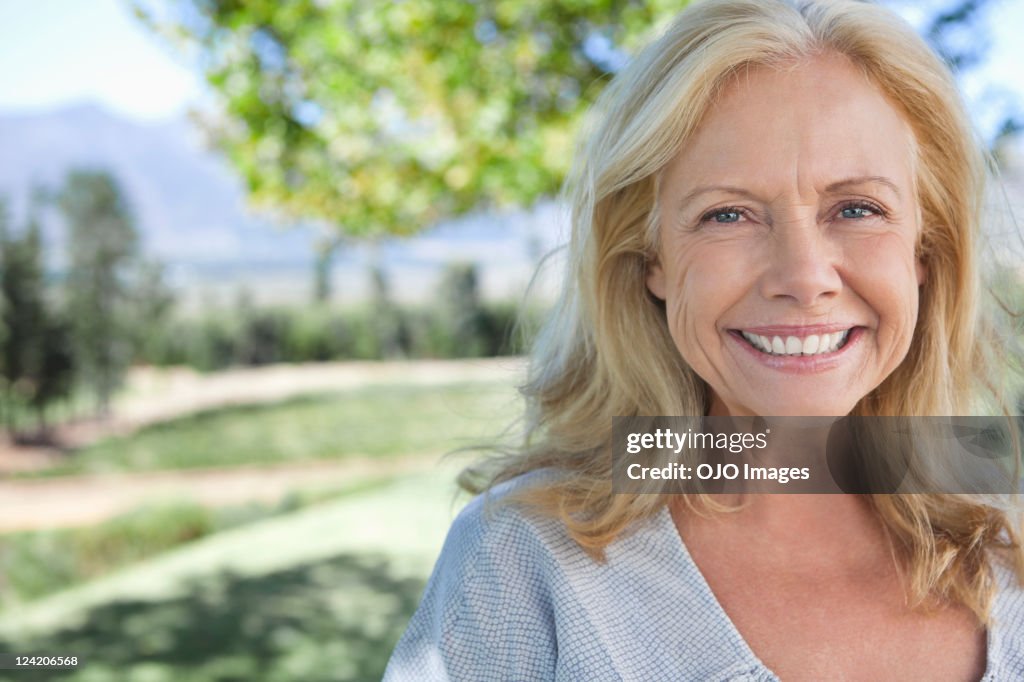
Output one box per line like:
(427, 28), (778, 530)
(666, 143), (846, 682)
(384, 0), (1024, 679)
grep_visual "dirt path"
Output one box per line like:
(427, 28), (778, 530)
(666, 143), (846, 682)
(0, 455), (448, 532)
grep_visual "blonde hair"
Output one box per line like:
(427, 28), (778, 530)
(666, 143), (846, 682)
(460, 0), (1024, 623)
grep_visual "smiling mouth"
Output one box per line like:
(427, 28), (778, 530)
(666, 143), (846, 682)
(737, 329), (853, 356)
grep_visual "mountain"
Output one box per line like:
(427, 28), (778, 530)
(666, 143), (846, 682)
(0, 102), (316, 268)
(0, 103), (564, 305)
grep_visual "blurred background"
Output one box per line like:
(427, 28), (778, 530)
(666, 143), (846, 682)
(0, 0), (1021, 679)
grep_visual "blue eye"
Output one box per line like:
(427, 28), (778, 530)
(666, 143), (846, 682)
(702, 208), (743, 223)
(839, 204), (879, 219)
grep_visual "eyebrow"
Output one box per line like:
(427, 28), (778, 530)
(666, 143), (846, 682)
(675, 185), (760, 214)
(824, 175), (902, 199)
(675, 175), (903, 215)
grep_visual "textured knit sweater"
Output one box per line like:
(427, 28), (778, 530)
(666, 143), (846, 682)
(384, 473), (1024, 681)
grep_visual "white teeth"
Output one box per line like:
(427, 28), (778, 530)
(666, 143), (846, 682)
(741, 329), (851, 356)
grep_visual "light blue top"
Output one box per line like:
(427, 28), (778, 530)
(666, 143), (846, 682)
(383, 473), (1024, 681)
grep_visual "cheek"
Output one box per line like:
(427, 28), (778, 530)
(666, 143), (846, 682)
(662, 243), (753, 357)
(850, 236), (920, 300)
(846, 237), (921, 350)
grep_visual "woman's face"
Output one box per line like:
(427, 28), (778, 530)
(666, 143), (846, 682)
(647, 53), (925, 417)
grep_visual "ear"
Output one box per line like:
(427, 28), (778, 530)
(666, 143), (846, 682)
(915, 255), (926, 286)
(647, 255), (667, 300)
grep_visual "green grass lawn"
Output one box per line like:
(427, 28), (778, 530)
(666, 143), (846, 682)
(35, 380), (520, 476)
(0, 465), (471, 682)
(0, 477), (399, 609)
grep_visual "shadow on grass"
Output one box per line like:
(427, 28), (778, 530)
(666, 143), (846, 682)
(0, 552), (425, 682)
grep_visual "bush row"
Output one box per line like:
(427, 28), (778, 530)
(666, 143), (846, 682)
(136, 301), (540, 372)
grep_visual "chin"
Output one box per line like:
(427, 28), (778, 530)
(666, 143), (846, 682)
(726, 397), (858, 418)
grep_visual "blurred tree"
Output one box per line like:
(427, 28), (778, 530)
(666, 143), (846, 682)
(435, 262), (486, 357)
(0, 199), (13, 433)
(0, 194), (76, 435)
(312, 233), (343, 302)
(56, 170), (139, 417)
(230, 288), (288, 365)
(883, 0), (1021, 152)
(126, 259), (177, 363)
(921, 0), (990, 71)
(30, 311), (75, 432)
(236, 307), (289, 365)
(369, 262), (405, 359)
(0, 199), (46, 431)
(0, 199), (6, 430)
(132, 0), (689, 239)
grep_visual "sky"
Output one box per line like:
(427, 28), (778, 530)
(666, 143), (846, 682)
(0, 0), (1023, 136)
(0, 0), (202, 121)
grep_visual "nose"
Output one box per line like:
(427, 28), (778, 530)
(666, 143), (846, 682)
(759, 218), (842, 306)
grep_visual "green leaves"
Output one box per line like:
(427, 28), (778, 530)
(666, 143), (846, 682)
(134, 0), (690, 237)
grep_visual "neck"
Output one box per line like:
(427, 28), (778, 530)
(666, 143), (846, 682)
(672, 493), (893, 570)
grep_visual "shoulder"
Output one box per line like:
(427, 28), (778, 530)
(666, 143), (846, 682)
(382, 469), (582, 682)
(443, 468), (576, 572)
(424, 469), (593, 621)
(989, 555), (1024, 676)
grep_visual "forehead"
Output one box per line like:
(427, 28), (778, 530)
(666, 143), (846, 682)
(663, 53), (916, 193)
